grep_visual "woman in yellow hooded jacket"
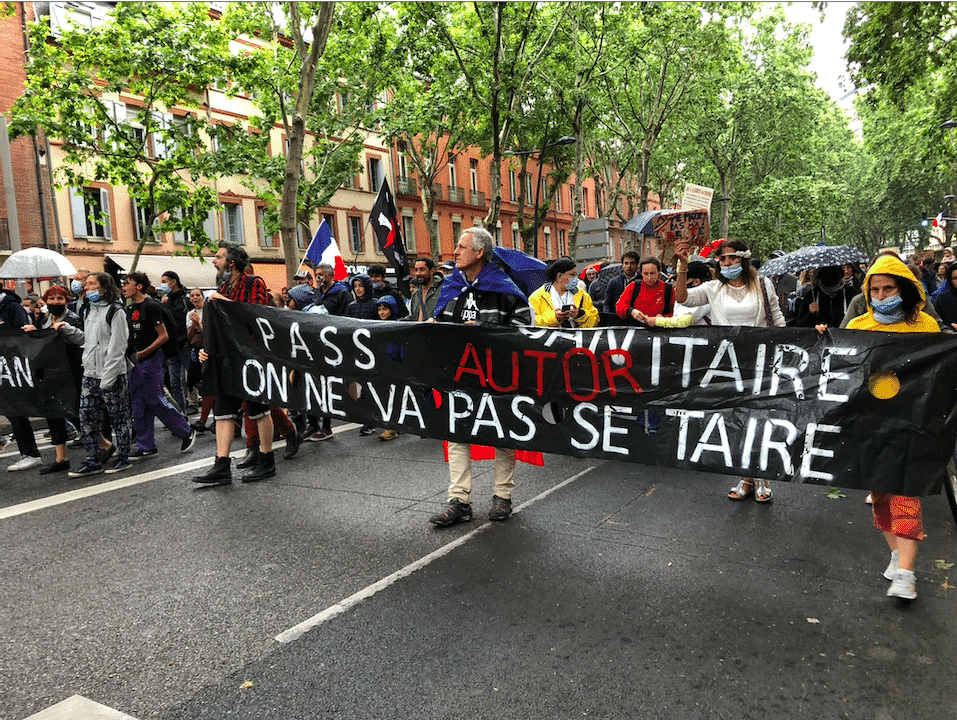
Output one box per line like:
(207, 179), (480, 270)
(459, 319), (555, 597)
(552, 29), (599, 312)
(841, 254), (937, 600)
(528, 258), (599, 329)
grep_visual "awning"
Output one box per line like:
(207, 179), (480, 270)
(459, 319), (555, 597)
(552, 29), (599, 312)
(104, 253), (290, 292)
(105, 253), (218, 290)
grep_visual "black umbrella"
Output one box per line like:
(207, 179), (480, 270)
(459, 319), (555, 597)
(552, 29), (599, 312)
(758, 245), (869, 277)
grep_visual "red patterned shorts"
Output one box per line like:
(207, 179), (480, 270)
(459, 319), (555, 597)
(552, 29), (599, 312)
(871, 493), (925, 541)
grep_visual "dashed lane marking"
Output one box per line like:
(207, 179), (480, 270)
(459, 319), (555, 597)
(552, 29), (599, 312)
(274, 465), (597, 644)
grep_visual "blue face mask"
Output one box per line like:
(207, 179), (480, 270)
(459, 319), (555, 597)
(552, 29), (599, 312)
(871, 293), (905, 324)
(567, 277), (579, 292)
(87, 290), (101, 304)
(158, 283), (170, 294)
(71, 279), (84, 295)
(720, 263), (743, 280)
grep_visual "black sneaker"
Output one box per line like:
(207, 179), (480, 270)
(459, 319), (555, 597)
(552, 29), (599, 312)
(359, 425), (374, 436)
(68, 460), (103, 478)
(130, 447), (158, 460)
(488, 495), (512, 521)
(40, 459), (71, 475)
(104, 457), (133, 474)
(429, 499), (473, 526)
(181, 431), (197, 453)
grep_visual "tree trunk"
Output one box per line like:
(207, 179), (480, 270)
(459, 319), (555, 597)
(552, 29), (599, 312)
(280, 1), (335, 287)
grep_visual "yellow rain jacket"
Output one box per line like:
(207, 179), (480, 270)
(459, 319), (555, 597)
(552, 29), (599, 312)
(846, 255), (939, 334)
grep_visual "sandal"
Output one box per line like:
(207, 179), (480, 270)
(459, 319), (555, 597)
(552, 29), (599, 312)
(755, 479), (773, 503)
(729, 478), (754, 501)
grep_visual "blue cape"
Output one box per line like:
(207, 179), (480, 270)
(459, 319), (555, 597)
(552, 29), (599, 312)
(433, 262), (527, 318)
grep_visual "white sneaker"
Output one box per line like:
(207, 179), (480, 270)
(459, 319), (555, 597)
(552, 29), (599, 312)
(883, 550), (899, 580)
(887, 569), (917, 600)
(7, 455), (42, 472)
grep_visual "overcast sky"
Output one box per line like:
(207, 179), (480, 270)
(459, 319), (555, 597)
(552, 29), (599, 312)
(777, 1), (855, 108)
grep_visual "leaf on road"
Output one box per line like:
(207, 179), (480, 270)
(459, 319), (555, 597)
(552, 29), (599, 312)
(934, 559), (954, 570)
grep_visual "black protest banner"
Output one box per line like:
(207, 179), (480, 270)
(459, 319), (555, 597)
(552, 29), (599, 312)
(204, 301), (957, 496)
(0, 329), (77, 418)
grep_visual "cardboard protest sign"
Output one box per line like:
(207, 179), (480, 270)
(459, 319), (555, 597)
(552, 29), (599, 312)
(654, 209), (710, 261)
(204, 302), (957, 496)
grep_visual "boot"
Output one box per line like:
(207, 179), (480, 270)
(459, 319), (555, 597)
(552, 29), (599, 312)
(192, 456), (232, 485)
(236, 447), (259, 469)
(283, 432), (302, 460)
(242, 450), (276, 483)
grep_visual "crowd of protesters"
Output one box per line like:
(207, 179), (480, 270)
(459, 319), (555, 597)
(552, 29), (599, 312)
(3, 229), (953, 603)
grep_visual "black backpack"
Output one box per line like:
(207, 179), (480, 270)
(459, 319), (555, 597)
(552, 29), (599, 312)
(154, 299), (182, 360)
(105, 304), (138, 365)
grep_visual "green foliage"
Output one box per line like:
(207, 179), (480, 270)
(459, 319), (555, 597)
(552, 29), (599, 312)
(221, 2), (390, 242)
(9, 2), (240, 263)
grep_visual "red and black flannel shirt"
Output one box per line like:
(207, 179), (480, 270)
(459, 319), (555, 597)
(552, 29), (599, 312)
(223, 274), (270, 306)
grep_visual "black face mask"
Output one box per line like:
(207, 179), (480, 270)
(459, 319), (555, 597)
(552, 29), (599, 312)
(47, 303), (67, 317)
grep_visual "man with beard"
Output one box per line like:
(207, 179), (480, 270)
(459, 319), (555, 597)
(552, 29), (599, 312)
(192, 245), (277, 485)
(404, 257), (444, 322)
(314, 263), (352, 316)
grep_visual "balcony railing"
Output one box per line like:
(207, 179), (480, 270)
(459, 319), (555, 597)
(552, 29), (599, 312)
(396, 176), (418, 196)
(0, 219), (9, 251)
(469, 190), (486, 206)
(447, 186), (465, 203)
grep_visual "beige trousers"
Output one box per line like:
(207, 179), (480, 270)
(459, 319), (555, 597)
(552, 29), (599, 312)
(447, 442), (516, 503)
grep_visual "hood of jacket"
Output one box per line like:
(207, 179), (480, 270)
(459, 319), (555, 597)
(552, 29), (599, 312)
(862, 255), (925, 312)
(375, 293), (399, 316)
(351, 274), (375, 300)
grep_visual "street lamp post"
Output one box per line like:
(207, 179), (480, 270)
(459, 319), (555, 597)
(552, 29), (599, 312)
(504, 136), (575, 258)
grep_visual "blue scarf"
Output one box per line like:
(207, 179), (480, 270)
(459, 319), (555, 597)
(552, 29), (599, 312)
(872, 295), (905, 324)
(432, 262), (527, 318)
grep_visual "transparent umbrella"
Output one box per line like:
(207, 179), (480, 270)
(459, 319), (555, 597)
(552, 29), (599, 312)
(0, 247), (76, 279)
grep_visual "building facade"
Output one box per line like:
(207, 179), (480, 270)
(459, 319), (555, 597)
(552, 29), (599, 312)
(3, 1), (661, 293)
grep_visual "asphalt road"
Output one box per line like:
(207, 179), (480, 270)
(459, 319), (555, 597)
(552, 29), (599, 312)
(3, 421), (956, 720)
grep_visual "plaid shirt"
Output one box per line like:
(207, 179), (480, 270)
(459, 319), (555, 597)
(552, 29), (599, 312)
(223, 274), (270, 306)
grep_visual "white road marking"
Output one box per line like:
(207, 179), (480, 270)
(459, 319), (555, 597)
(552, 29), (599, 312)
(23, 693), (138, 720)
(0, 423), (362, 521)
(274, 465), (597, 644)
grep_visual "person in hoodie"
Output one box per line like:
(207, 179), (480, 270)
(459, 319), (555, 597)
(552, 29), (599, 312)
(68, 272), (134, 478)
(346, 274), (378, 319)
(373, 295), (402, 441)
(792, 264), (860, 328)
(837, 254), (938, 601)
(1, 287), (44, 471)
(368, 263), (409, 318)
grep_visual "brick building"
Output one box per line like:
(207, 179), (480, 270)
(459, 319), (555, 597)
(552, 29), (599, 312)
(4, 1), (661, 293)
(0, 2), (59, 258)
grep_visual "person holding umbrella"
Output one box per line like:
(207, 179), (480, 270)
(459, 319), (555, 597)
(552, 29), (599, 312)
(792, 265), (860, 328)
(673, 238), (785, 503)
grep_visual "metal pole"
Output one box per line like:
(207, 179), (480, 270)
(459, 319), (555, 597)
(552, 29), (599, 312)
(0, 117), (27, 297)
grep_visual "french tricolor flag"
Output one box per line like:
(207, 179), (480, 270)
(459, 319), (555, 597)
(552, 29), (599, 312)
(304, 219), (347, 280)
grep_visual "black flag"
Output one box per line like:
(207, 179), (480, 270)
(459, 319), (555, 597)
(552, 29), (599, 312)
(370, 178), (410, 297)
